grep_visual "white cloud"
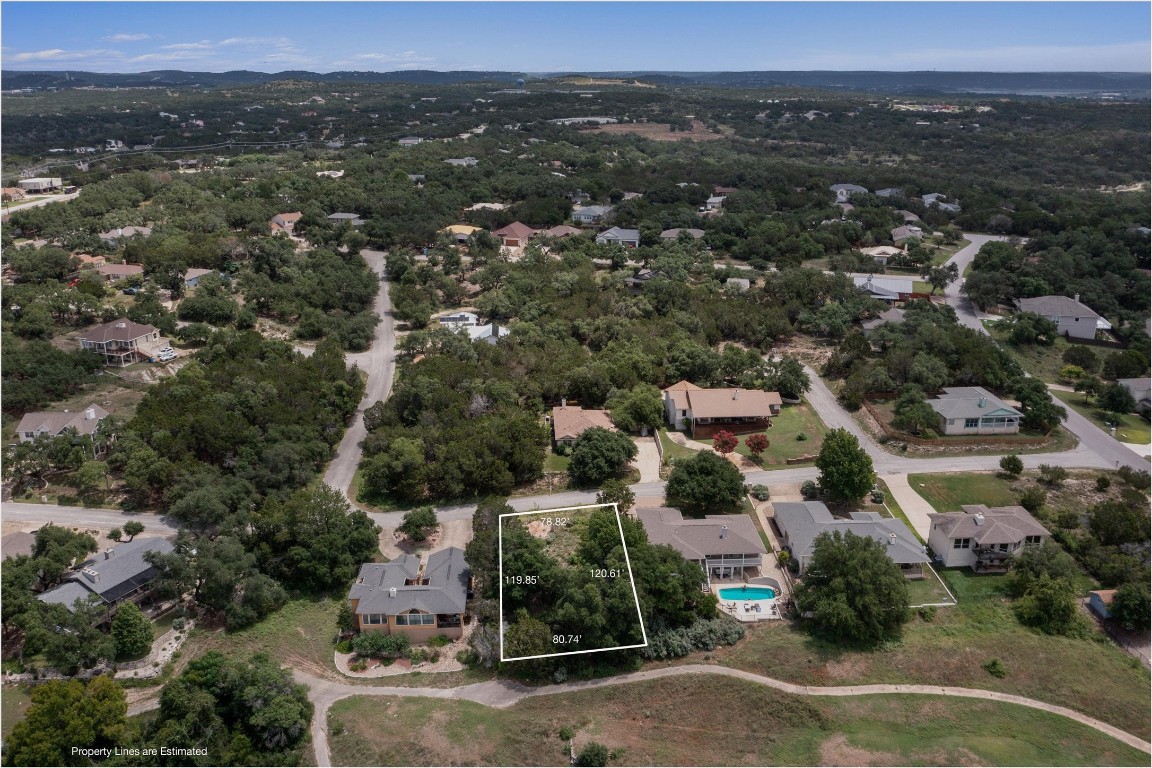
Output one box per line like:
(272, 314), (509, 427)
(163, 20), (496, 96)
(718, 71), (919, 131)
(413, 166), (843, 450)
(352, 51), (435, 63)
(6, 48), (123, 64)
(160, 40), (214, 51)
(102, 33), (151, 42)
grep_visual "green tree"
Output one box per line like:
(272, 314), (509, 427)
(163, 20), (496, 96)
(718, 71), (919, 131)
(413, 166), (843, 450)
(605, 384), (665, 433)
(665, 450), (745, 514)
(1098, 383), (1137, 415)
(1109, 583), (1151, 631)
(1062, 345), (1100, 374)
(1014, 379), (1067, 433)
(1014, 574), (1079, 635)
(815, 428), (875, 503)
(596, 479), (636, 513)
(920, 262), (959, 295)
(1074, 376), (1101, 403)
(398, 506), (438, 542)
(1006, 312), (1059, 346)
(4, 676), (129, 767)
(793, 530), (911, 645)
(122, 520), (144, 541)
(568, 427), (638, 487)
(111, 601), (153, 659)
(575, 742), (611, 767)
(72, 460), (108, 499)
(1007, 540), (1079, 597)
(503, 608), (555, 659)
(999, 453), (1024, 477)
(1087, 500), (1151, 546)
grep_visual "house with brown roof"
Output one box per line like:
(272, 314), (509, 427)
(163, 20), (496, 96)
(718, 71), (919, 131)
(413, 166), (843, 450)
(269, 211), (303, 234)
(1, 187), (27, 202)
(1088, 589), (1117, 620)
(662, 381), (782, 438)
(16, 404), (108, 443)
(76, 254), (107, 269)
(96, 263), (144, 283)
(551, 404), (617, 446)
(927, 504), (1049, 570)
(637, 507), (766, 580)
(540, 224), (581, 239)
(660, 228), (705, 241)
(79, 319), (162, 366)
(493, 221), (537, 248)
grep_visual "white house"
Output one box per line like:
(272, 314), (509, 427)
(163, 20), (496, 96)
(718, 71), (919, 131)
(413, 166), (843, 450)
(662, 381), (781, 437)
(1118, 378), (1151, 413)
(595, 227), (640, 247)
(927, 505), (1049, 570)
(437, 311), (479, 329)
(18, 177), (63, 193)
(572, 205), (612, 224)
(928, 387), (1022, 436)
(16, 404), (108, 443)
(1012, 294), (1110, 341)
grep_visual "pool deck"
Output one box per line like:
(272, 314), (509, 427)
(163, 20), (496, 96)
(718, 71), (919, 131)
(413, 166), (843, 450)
(714, 582), (782, 622)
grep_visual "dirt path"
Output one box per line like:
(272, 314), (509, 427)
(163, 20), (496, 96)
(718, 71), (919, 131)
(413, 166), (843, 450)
(296, 664), (1152, 766)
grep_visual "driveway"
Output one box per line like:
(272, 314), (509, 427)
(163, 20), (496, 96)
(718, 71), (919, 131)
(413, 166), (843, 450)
(879, 474), (936, 540)
(631, 436), (661, 483)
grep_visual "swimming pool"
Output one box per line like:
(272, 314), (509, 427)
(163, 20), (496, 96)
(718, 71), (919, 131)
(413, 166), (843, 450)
(719, 585), (777, 600)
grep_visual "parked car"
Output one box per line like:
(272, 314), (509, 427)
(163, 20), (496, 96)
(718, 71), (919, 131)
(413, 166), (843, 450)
(156, 347), (177, 362)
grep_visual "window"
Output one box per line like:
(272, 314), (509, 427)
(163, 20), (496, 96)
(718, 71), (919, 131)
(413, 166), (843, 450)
(964, 418), (979, 429)
(363, 614), (382, 625)
(953, 538), (971, 549)
(998, 543), (1009, 552)
(395, 610), (435, 626)
(1025, 535), (1042, 545)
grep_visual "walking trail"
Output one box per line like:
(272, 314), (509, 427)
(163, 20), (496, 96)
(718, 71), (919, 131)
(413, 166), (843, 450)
(294, 664), (1152, 767)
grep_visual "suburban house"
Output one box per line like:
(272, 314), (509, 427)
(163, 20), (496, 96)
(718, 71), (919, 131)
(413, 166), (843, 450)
(465, 202), (506, 211)
(624, 268), (665, 292)
(441, 224), (482, 243)
(18, 177), (63, 193)
(773, 501), (929, 578)
(830, 183), (868, 203)
(861, 307), (906, 335)
(897, 210), (921, 223)
(922, 192), (961, 213)
(929, 386), (1022, 436)
(398, 136), (423, 147)
(326, 212), (365, 226)
(704, 195), (726, 211)
(890, 225), (923, 244)
(1088, 589), (1117, 620)
(540, 224), (581, 238)
(927, 505), (1049, 570)
(2, 187), (27, 201)
(572, 205), (612, 224)
(638, 507), (766, 580)
(853, 274), (913, 302)
(662, 381), (782, 437)
(875, 187), (904, 198)
(1012, 294), (1111, 341)
(183, 268), (214, 288)
(79, 319), (163, 366)
(713, 185), (739, 196)
(269, 212), (303, 234)
(315, 169), (344, 178)
(98, 226), (152, 244)
(660, 228), (705, 241)
(725, 277), (751, 293)
(493, 221), (537, 247)
(16, 404), (108, 443)
(860, 245), (903, 266)
(1118, 378), (1151, 413)
(595, 227), (641, 247)
(444, 157), (479, 167)
(551, 403), (616, 446)
(96, 264), (144, 283)
(466, 324), (510, 344)
(437, 311), (479, 329)
(37, 537), (175, 613)
(347, 548), (471, 642)
(76, 254), (107, 269)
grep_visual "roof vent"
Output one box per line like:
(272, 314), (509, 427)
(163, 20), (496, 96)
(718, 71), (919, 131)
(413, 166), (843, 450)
(978, 397), (987, 408)
(888, 532), (897, 545)
(388, 587), (397, 598)
(720, 525), (729, 539)
(973, 513), (985, 526)
(733, 389), (740, 400)
(115, 321), (127, 328)
(85, 408), (96, 420)
(81, 567), (100, 583)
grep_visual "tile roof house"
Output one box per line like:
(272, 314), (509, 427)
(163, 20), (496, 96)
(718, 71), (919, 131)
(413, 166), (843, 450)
(76, 254), (107, 269)
(662, 381), (782, 438)
(79, 319), (162, 367)
(37, 537), (175, 613)
(551, 404), (617, 445)
(929, 387), (1022, 436)
(861, 307), (906, 334)
(595, 227), (640, 247)
(773, 501), (928, 577)
(95, 263), (144, 283)
(875, 187), (904, 198)
(269, 211), (303, 234)
(347, 548), (471, 641)
(1012, 294), (1110, 341)
(624, 268), (666, 292)
(927, 505), (1049, 570)
(660, 228), (705, 241)
(638, 507), (766, 579)
(16, 404), (108, 443)
(493, 221), (537, 248)
(572, 205), (612, 224)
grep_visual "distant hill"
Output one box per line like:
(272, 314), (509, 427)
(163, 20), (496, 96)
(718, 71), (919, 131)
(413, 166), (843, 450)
(2, 68), (1147, 96)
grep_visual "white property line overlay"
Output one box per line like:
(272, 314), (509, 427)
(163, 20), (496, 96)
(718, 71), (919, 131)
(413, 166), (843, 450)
(498, 502), (649, 662)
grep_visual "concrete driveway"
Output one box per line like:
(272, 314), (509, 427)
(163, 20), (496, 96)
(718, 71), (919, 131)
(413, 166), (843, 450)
(631, 436), (661, 483)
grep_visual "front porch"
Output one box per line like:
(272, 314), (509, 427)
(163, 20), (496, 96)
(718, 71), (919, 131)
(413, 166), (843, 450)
(690, 417), (771, 439)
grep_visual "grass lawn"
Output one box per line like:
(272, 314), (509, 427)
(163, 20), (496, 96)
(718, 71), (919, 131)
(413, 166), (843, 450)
(658, 428), (699, 463)
(1052, 390), (1151, 445)
(907, 471), (1018, 512)
(542, 450), (570, 472)
(985, 324), (1076, 385)
(706, 400), (827, 466)
(2, 686), (32, 743)
(708, 568), (1151, 740)
(905, 569), (956, 607)
(327, 675), (1148, 767)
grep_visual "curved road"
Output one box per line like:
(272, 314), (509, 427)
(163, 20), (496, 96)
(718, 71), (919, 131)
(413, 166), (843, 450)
(293, 664), (1152, 766)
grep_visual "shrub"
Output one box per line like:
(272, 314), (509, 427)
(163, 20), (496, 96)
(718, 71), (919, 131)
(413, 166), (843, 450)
(455, 649), (478, 666)
(639, 617), (745, 660)
(352, 632), (411, 659)
(1096, 475), (1111, 492)
(171, 618), (186, 631)
(1019, 487), (1047, 514)
(427, 634), (451, 648)
(335, 640), (353, 654)
(999, 453), (1023, 477)
(1037, 464), (1068, 487)
(1117, 466), (1151, 493)
(349, 659), (367, 672)
(553, 441), (570, 457)
(409, 648), (429, 664)
(796, 431), (809, 442)
(982, 659), (1007, 678)
(559, 726), (575, 741)
(750, 484), (771, 501)
(917, 606), (937, 622)
(800, 480), (819, 499)
(575, 742), (610, 767)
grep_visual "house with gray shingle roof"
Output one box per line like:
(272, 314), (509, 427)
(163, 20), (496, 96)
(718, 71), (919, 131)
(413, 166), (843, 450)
(927, 505), (1049, 570)
(773, 501), (928, 577)
(37, 537), (175, 613)
(595, 227), (640, 247)
(861, 307), (906, 335)
(1012, 294), (1110, 341)
(929, 387), (1022, 436)
(829, 184), (869, 204)
(16, 404), (108, 443)
(660, 228), (705, 241)
(347, 548), (470, 642)
(1118, 378), (1151, 413)
(637, 507), (765, 579)
(572, 204), (613, 224)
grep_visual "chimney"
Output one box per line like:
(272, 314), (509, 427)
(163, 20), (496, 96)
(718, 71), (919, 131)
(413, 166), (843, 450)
(104, 548), (113, 560)
(973, 513), (984, 526)
(978, 397), (987, 408)
(720, 525), (729, 539)
(388, 587), (397, 598)
(85, 408), (96, 420)
(82, 567), (99, 583)
(561, 398), (566, 408)
(1073, 293), (1080, 303)
(733, 389), (740, 400)
(888, 532), (897, 546)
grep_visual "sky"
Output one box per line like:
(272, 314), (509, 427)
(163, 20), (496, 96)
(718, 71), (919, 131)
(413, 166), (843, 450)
(2, 1), (1150, 74)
